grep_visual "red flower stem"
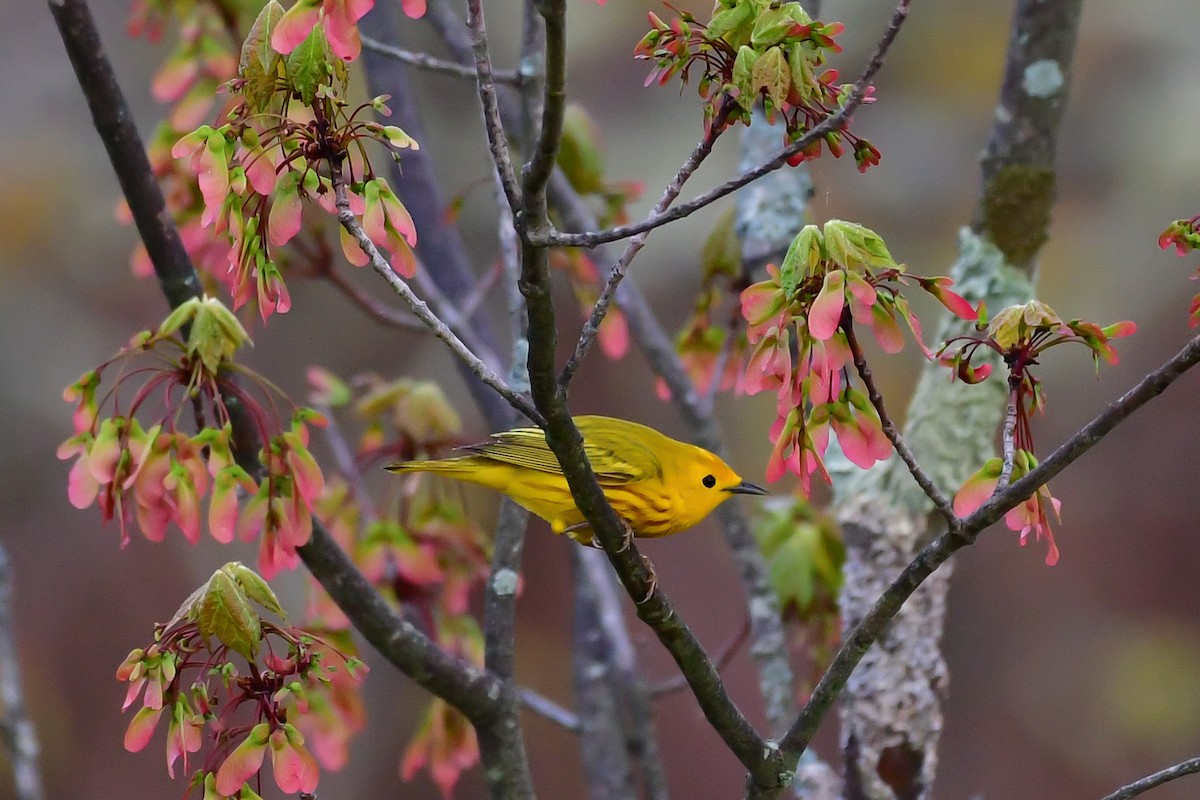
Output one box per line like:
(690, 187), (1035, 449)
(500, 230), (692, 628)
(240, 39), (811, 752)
(844, 322), (956, 521)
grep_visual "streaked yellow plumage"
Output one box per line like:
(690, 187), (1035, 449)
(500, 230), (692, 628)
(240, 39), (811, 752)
(385, 415), (766, 544)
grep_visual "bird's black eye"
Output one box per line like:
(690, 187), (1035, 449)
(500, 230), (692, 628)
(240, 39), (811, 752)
(702, 474), (716, 488)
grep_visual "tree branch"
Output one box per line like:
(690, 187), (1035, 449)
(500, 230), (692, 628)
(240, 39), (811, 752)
(361, 2), (513, 430)
(465, 0), (522, 216)
(330, 162), (544, 426)
(0, 543), (45, 800)
(531, 0), (911, 250)
(48, 0), (201, 307)
(649, 615), (749, 698)
(571, 548), (638, 800)
(776, 330), (1200, 778)
(519, 687), (581, 733)
(824, 0), (1082, 794)
(1100, 756), (1200, 800)
(546, 175), (799, 741)
(558, 100), (732, 386)
(504, 1), (781, 789)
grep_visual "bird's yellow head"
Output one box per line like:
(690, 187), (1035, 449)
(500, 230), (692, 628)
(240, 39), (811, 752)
(667, 445), (767, 531)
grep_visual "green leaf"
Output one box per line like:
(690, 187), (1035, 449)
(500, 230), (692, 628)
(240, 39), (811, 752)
(769, 534), (815, 608)
(287, 25), (333, 106)
(164, 579), (209, 632)
(224, 562), (287, 619)
(788, 43), (816, 103)
(779, 224), (824, 294)
(199, 569), (261, 660)
(240, 1), (285, 109)
(706, 2), (754, 47)
(751, 6), (801, 48)
(557, 105), (605, 195)
(731, 46), (759, 110)
(751, 47), (791, 112)
(241, 0), (284, 74)
(823, 220), (897, 272)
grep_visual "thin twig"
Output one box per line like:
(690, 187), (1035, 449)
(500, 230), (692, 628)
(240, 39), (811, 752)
(466, 0), (522, 215)
(1100, 757), (1200, 800)
(0, 543), (45, 800)
(330, 161), (544, 426)
(323, 263), (426, 332)
(409, 268), (507, 374)
(519, 687), (581, 733)
(559, 100), (733, 386)
(649, 615), (750, 698)
(533, 0), (912, 250)
(361, 3), (513, 430)
(315, 403), (379, 524)
(578, 547), (670, 800)
(362, 35), (520, 83)
(844, 322), (956, 520)
(521, 0), (568, 202)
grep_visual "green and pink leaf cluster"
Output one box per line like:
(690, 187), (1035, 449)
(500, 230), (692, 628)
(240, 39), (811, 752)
(740, 221), (975, 492)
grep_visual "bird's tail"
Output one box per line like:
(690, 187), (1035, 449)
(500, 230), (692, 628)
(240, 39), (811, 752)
(384, 457), (476, 475)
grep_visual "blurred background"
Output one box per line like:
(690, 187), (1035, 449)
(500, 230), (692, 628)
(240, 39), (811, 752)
(5, 0), (1200, 797)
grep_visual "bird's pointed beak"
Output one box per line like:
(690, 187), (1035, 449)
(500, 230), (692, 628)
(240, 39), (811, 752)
(726, 480), (768, 496)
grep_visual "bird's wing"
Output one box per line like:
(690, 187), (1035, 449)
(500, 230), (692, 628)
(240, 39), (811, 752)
(460, 427), (650, 484)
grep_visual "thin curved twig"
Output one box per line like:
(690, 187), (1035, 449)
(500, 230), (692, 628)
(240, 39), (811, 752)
(330, 161), (545, 426)
(465, 0), (522, 216)
(362, 35), (520, 83)
(648, 614), (750, 698)
(558, 100), (733, 386)
(844, 322), (956, 520)
(1100, 756), (1200, 800)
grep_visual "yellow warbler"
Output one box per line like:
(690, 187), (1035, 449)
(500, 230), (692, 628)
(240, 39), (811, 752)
(385, 415), (766, 544)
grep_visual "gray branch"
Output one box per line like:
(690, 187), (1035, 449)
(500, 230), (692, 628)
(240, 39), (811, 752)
(1100, 756), (1200, 800)
(0, 543), (45, 800)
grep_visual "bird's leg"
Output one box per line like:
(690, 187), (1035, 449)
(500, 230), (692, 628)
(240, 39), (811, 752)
(617, 518), (635, 553)
(635, 554), (658, 605)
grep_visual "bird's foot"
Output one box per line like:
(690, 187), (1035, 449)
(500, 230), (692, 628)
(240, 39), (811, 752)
(617, 518), (635, 553)
(636, 554), (658, 605)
